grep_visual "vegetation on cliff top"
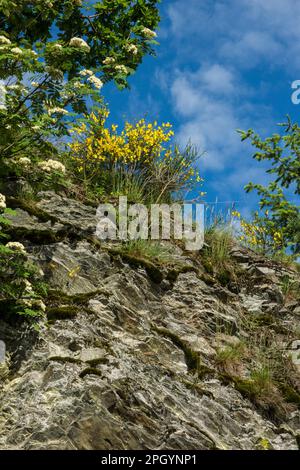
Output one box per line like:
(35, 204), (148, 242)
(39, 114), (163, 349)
(0, 1), (299, 324)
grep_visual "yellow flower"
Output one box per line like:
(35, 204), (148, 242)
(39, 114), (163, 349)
(231, 210), (241, 218)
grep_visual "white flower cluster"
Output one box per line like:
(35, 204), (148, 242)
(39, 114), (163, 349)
(47, 107), (69, 116)
(7, 83), (24, 91)
(79, 69), (103, 89)
(73, 81), (85, 89)
(0, 36), (11, 45)
(17, 298), (46, 312)
(79, 69), (93, 77)
(141, 27), (157, 39)
(0, 193), (6, 210)
(18, 157), (31, 168)
(11, 47), (23, 55)
(15, 278), (46, 313)
(0, 37), (37, 59)
(125, 43), (138, 55)
(0, 82), (6, 110)
(102, 57), (115, 66)
(87, 75), (103, 90)
(69, 37), (90, 52)
(23, 279), (34, 295)
(37, 159), (66, 174)
(5, 241), (27, 255)
(115, 64), (128, 75)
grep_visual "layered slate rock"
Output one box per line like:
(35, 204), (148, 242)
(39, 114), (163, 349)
(0, 195), (299, 450)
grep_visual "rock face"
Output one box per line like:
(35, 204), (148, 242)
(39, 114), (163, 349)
(0, 192), (299, 450)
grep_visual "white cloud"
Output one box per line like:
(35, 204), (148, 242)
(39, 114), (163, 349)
(198, 64), (236, 95)
(169, 66), (256, 171)
(220, 32), (284, 68)
(159, 1), (289, 181)
(167, 0), (300, 72)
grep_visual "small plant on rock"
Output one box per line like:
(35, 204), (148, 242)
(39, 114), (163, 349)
(0, 193), (46, 324)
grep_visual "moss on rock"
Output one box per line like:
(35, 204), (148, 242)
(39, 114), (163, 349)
(46, 306), (79, 320)
(79, 367), (103, 378)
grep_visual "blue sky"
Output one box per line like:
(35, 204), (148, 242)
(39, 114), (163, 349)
(103, 0), (300, 217)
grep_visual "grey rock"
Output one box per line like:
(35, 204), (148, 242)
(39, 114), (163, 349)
(79, 348), (107, 363)
(5, 208), (65, 238)
(36, 191), (97, 233)
(293, 306), (300, 316)
(240, 294), (266, 314)
(0, 195), (299, 451)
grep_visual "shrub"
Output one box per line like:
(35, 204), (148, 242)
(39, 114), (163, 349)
(0, 1), (160, 179)
(69, 111), (202, 203)
(119, 239), (173, 263)
(216, 341), (246, 368)
(239, 119), (300, 254)
(0, 193), (46, 323)
(207, 228), (232, 265)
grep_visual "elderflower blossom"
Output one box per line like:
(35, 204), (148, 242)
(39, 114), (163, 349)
(73, 81), (84, 89)
(5, 241), (27, 255)
(11, 47), (23, 55)
(69, 37), (90, 52)
(0, 193), (6, 210)
(115, 65), (128, 75)
(18, 157), (31, 167)
(141, 27), (157, 39)
(79, 69), (93, 77)
(37, 159), (66, 174)
(47, 107), (69, 116)
(7, 84), (21, 91)
(87, 75), (103, 90)
(0, 36), (11, 45)
(125, 43), (138, 55)
(102, 57), (115, 66)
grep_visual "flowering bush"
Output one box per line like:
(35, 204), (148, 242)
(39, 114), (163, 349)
(0, 194), (47, 323)
(69, 110), (202, 203)
(4, 155), (69, 196)
(37, 160), (66, 174)
(0, 0), (160, 171)
(232, 209), (286, 254)
(239, 119), (300, 254)
(0, 193), (6, 210)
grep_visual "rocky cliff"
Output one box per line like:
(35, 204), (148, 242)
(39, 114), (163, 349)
(0, 192), (299, 450)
